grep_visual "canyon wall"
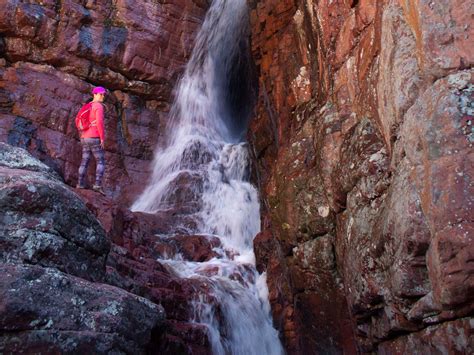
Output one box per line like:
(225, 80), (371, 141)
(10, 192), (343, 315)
(248, 0), (473, 353)
(0, 0), (208, 204)
(1, 0), (473, 354)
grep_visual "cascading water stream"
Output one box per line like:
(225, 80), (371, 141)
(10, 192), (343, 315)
(132, 0), (284, 354)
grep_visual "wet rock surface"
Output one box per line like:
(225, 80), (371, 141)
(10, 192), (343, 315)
(248, 0), (473, 353)
(75, 189), (226, 354)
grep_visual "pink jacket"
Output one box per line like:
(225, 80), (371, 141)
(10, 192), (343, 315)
(81, 102), (105, 143)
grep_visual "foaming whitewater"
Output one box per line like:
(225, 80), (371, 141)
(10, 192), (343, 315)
(132, 0), (284, 354)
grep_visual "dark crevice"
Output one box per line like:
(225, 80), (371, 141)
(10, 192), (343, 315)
(375, 316), (473, 349)
(0, 36), (5, 57)
(223, 34), (257, 141)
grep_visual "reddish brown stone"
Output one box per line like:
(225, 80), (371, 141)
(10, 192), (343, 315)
(0, 0), (208, 205)
(254, 228), (297, 351)
(400, 0), (474, 78)
(249, 0), (473, 353)
(290, 235), (357, 354)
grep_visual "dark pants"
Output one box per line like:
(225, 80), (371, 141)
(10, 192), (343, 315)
(78, 138), (105, 187)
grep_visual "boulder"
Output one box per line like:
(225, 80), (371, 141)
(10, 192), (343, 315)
(0, 143), (109, 282)
(0, 143), (166, 353)
(0, 263), (165, 354)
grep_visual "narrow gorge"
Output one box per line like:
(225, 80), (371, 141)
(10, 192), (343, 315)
(1, 0), (473, 354)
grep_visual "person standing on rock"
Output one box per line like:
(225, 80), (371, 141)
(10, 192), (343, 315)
(75, 86), (107, 194)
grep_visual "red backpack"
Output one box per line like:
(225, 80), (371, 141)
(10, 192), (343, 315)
(75, 102), (94, 132)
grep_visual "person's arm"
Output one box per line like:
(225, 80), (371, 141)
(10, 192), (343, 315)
(94, 103), (105, 147)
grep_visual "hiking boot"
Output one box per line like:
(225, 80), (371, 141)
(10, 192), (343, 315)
(92, 185), (105, 195)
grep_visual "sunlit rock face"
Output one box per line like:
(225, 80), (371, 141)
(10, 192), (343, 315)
(248, 0), (473, 353)
(0, 0), (209, 204)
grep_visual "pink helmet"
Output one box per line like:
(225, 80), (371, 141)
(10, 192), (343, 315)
(92, 86), (107, 95)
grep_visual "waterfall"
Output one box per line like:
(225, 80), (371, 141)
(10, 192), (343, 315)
(132, 0), (284, 354)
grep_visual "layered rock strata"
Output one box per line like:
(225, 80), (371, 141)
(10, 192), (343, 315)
(248, 0), (473, 353)
(0, 0), (208, 204)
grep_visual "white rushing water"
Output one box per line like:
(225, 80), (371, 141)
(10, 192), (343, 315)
(132, 0), (284, 354)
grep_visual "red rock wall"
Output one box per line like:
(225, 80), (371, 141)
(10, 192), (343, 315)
(0, 0), (209, 204)
(248, 0), (473, 353)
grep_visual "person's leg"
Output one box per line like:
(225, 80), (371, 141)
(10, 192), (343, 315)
(90, 140), (105, 188)
(78, 139), (92, 188)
